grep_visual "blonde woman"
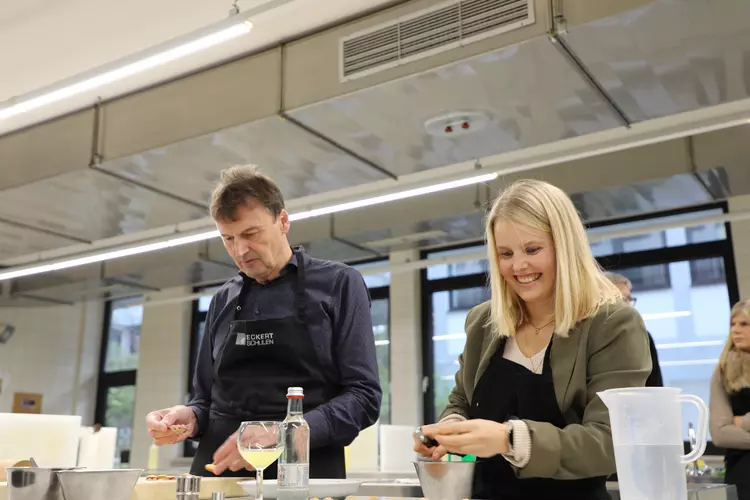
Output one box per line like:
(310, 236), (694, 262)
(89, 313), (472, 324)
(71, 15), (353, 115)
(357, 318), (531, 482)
(415, 179), (651, 500)
(709, 299), (750, 500)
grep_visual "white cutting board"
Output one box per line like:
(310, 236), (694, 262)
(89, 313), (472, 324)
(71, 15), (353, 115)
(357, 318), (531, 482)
(0, 413), (82, 467)
(131, 477), (246, 500)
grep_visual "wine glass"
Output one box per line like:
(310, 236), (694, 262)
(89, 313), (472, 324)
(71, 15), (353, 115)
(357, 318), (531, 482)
(237, 421), (285, 500)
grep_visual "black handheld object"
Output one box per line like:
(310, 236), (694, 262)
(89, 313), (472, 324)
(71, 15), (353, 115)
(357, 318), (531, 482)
(415, 426), (439, 448)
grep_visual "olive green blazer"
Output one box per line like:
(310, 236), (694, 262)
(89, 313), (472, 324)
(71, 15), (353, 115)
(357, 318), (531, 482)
(440, 300), (651, 480)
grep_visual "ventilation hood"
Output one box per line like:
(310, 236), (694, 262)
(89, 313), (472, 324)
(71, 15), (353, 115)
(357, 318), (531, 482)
(2, 0), (750, 304)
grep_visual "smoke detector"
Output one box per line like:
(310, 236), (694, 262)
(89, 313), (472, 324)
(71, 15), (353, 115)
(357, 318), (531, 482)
(424, 110), (492, 138)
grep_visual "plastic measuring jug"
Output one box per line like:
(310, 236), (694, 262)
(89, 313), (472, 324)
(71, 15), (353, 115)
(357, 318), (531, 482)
(598, 387), (708, 500)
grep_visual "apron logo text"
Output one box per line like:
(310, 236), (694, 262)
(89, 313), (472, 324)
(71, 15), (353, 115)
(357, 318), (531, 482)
(236, 332), (274, 347)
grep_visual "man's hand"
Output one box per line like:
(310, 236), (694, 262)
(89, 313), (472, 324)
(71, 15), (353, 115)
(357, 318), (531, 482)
(146, 405), (197, 445)
(212, 431), (256, 475)
(421, 419), (510, 458)
(735, 416), (744, 427)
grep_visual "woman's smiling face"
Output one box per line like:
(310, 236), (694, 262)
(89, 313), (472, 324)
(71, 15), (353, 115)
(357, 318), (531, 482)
(493, 218), (556, 306)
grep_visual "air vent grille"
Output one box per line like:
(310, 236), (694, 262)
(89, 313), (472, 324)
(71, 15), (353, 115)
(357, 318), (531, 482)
(340, 0), (533, 81)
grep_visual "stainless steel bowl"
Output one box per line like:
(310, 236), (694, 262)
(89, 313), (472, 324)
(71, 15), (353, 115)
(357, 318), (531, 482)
(7, 467), (80, 500)
(56, 469), (143, 500)
(413, 461), (475, 500)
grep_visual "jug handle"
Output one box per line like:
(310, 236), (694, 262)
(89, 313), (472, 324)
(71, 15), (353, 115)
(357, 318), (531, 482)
(679, 394), (708, 464)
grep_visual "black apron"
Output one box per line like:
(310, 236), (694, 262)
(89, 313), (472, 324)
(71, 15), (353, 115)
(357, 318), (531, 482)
(725, 387), (750, 500)
(469, 337), (610, 500)
(190, 251), (346, 479)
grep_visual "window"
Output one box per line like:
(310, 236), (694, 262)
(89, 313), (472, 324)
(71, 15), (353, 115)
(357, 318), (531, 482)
(370, 289), (391, 424)
(617, 264), (671, 292)
(421, 204), (740, 453)
(184, 285), (221, 458)
(354, 260), (391, 289)
(95, 297), (143, 465)
(430, 285), (490, 416)
(426, 246), (487, 280)
(422, 243), (492, 423)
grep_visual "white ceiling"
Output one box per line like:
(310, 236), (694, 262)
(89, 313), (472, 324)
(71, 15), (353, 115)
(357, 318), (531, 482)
(4, 0), (750, 305)
(0, 0), (401, 134)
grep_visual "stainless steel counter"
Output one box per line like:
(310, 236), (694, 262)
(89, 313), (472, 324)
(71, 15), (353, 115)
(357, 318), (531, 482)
(606, 482), (737, 500)
(356, 479), (739, 500)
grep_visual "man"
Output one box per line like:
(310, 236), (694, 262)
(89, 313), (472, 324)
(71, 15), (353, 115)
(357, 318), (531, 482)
(146, 165), (382, 479)
(604, 271), (664, 387)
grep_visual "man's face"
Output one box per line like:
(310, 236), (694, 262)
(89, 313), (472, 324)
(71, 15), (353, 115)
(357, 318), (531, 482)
(215, 201), (291, 282)
(615, 283), (634, 305)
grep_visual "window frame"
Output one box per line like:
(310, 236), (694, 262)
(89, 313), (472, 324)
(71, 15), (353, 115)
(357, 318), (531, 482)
(184, 285), (212, 458)
(369, 285), (391, 424)
(421, 203), (739, 456)
(94, 298), (140, 465)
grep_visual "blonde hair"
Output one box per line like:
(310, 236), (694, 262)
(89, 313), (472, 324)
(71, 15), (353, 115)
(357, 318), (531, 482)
(717, 299), (750, 391)
(485, 179), (622, 337)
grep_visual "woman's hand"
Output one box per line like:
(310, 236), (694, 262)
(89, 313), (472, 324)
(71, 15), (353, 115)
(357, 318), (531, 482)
(413, 431), (448, 461)
(734, 416), (744, 427)
(421, 419), (510, 458)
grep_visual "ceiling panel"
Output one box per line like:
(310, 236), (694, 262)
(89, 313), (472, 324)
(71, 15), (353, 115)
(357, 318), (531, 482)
(108, 261), (236, 291)
(561, 0), (750, 122)
(343, 210), (486, 253)
(571, 174), (715, 223)
(696, 166), (750, 200)
(98, 115), (390, 206)
(301, 239), (381, 263)
(13, 279), (145, 304)
(103, 243), (237, 290)
(0, 168), (206, 242)
(0, 294), (69, 308)
(0, 221), (80, 261)
(286, 36), (623, 176)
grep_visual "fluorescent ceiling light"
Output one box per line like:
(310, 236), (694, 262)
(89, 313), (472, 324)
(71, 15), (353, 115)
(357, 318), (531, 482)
(289, 173), (498, 221)
(0, 20), (252, 121)
(659, 359), (719, 367)
(433, 333), (467, 341)
(655, 340), (723, 350)
(641, 311), (692, 321)
(0, 231), (219, 281)
(0, 172), (498, 282)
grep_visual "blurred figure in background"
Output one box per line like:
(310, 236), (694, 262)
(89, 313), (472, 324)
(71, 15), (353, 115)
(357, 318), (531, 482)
(604, 271), (663, 387)
(710, 299), (750, 500)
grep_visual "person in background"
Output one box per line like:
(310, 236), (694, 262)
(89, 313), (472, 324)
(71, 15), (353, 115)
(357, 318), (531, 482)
(604, 271), (664, 387)
(414, 179), (651, 500)
(145, 165), (382, 479)
(710, 299), (750, 500)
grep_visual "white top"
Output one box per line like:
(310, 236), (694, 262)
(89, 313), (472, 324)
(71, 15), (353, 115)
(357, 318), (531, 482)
(503, 335), (547, 374)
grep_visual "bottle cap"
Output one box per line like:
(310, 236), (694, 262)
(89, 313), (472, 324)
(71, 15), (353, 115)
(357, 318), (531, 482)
(287, 387), (304, 398)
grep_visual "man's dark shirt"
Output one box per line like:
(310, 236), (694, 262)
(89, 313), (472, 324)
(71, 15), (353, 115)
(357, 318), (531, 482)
(187, 248), (382, 449)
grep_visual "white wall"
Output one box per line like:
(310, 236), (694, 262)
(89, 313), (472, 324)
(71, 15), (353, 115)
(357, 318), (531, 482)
(388, 250), (422, 425)
(130, 286), (193, 469)
(0, 299), (103, 421)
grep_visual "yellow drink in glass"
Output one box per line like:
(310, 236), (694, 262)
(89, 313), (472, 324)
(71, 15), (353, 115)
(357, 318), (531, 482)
(240, 447), (283, 470)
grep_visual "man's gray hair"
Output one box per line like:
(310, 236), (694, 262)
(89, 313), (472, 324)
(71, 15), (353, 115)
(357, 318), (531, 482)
(604, 271), (632, 290)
